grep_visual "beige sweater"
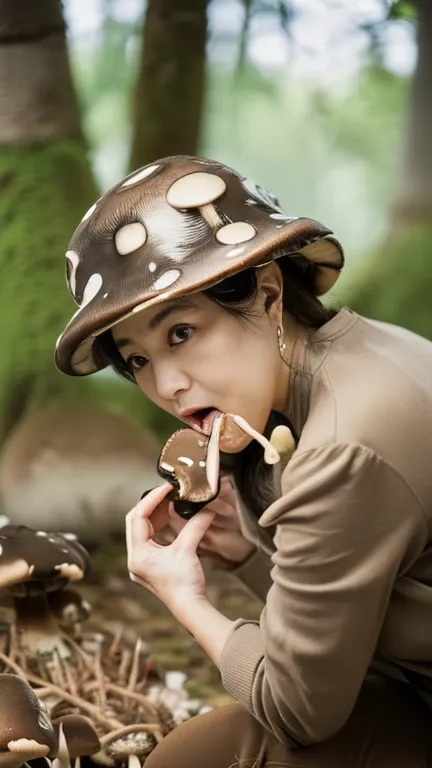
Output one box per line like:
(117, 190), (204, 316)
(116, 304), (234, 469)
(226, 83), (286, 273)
(220, 307), (432, 746)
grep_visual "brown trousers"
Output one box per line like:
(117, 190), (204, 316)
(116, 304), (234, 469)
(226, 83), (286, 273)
(145, 675), (432, 767)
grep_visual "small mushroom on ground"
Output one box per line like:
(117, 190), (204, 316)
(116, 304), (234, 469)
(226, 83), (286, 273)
(0, 674), (58, 766)
(0, 525), (90, 658)
(47, 589), (91, 636)
(52, 715), (100, 768)
(102, 734), (158, 768)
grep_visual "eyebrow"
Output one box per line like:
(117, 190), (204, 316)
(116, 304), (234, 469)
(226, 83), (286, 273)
(115, 299), (196, 350)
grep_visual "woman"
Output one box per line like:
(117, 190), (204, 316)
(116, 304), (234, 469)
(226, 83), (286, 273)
(55, 156), (432, 767)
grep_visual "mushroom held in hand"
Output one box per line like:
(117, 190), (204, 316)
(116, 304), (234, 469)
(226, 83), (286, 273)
(0, 526), (90, 658)
(0, 674), (57, 767)
(145, 411), (293, 518)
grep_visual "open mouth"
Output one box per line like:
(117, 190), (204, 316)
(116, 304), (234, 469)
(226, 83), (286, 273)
(182, 407), (222, 436)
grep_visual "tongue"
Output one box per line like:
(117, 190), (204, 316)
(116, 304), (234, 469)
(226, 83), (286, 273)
(201, 408), (222, 435)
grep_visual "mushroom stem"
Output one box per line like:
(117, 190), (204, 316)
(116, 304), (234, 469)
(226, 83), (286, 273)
(13, 594), (71, 660)
(127, 756), (141, 768)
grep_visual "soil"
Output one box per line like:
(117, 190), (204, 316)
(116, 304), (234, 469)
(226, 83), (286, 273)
(80, 542), (262, 709)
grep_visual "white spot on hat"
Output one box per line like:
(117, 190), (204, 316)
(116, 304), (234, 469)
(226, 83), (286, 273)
(122, 165), (160, 187)
(115, 222), (147, 255)
(81, 202), (97, 222)
(65, 251), (80, 296)
(270, 212), (296, 221)
(167, 172), (226, 209)
(149, 262), (156, 272)
(225, 246), (245, 258)
(81, 273), (103, 307)
(152, 270), (181, 291)
(216, 222), (256, 245)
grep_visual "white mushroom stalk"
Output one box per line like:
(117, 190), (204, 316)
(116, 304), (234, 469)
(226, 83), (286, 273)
(13, 592), (71, 660)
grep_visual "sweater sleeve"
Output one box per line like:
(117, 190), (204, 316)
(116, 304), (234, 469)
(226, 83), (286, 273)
(219, 443), (427, 746)
(230, 546), (273, 603)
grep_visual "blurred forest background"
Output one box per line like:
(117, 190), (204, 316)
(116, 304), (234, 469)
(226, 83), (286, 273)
(0, 0), (429, 703)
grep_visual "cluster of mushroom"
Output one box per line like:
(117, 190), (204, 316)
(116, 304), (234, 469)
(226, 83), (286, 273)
(0, 524), (91, 661)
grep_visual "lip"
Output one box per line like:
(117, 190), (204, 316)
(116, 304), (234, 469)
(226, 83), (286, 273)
(179, 407), (222, 436)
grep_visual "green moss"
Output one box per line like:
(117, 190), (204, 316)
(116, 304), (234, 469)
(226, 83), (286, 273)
(339, 226), (432, 339)
(0, 141), (181, 446)
(0, 142), (100, 438)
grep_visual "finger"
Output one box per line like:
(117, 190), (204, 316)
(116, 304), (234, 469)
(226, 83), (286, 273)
(202, 500), (239, 529)
(126, 484), (172, 551)
(174, 509), (216, 553)
(126, 485), (170, 553)
(136, 483), (172, 519)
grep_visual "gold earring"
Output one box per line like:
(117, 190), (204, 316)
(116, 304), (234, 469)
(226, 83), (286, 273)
(277, 325), (286, 358)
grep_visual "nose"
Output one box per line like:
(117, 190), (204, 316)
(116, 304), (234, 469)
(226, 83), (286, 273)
(153, 359), (191, 402)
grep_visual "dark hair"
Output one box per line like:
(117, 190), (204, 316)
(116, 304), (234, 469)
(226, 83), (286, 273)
(95, 255), (337, 516)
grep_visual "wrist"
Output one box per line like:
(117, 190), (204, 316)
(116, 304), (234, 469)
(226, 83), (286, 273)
(169, 596), (234, 666)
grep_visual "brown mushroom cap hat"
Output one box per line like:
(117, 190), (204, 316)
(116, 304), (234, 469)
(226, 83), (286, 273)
(54, 155), (344, 377)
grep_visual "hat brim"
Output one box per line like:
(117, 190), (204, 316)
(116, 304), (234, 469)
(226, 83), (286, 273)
(55, 217), (343, 376)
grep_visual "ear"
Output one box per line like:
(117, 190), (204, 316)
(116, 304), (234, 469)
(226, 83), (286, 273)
(255, 263), (284, 328)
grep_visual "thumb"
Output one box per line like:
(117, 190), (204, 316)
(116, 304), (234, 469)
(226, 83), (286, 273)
(175, 509), (216, 553)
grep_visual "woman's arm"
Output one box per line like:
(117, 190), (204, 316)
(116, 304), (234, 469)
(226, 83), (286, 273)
(181, 444), (427, 747)
(170, 598), (235, 667)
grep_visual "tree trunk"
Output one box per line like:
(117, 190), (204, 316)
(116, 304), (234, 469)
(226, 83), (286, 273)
(129, 0), (208, 171)
(391, 0), (432, 226)
(0, 0), (99, 443)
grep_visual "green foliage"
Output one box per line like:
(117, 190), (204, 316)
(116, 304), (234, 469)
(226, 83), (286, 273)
(340, 226), (432, 339)
(387, 0), (417, 22)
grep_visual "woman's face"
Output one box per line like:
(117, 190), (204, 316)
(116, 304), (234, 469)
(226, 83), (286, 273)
(112, 269), (288, 448)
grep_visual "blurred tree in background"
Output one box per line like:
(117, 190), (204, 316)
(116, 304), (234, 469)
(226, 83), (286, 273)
(0, 0), (98, 445)
(129, 0), (209, 169)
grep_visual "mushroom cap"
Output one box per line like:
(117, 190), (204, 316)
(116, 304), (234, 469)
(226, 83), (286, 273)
(104, 733), (158, 760)
(0, 675), (57, 758)
(0, 526), (90, 592)
(52, 715), (100, 759)
(54, 155), (344, 376)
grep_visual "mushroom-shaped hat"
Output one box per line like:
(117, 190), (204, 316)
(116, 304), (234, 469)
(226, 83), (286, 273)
(0, 526), (90, 591)
(0, 675), (57, 766)
(54, 155), (344, 376)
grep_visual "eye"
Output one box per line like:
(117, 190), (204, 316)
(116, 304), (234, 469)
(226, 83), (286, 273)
(169, 325), (194, 346)
(127, 354), (148, 371)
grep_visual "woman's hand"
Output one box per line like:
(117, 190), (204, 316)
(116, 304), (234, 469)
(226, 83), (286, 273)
(125, 484), (216, 616)
(167, 476), (256, 568)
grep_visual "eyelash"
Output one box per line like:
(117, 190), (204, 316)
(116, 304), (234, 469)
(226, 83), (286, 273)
(126, 324), (194, 372)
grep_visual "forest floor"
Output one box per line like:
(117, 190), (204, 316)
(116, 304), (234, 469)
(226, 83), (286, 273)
(79, 541), (262, 709)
